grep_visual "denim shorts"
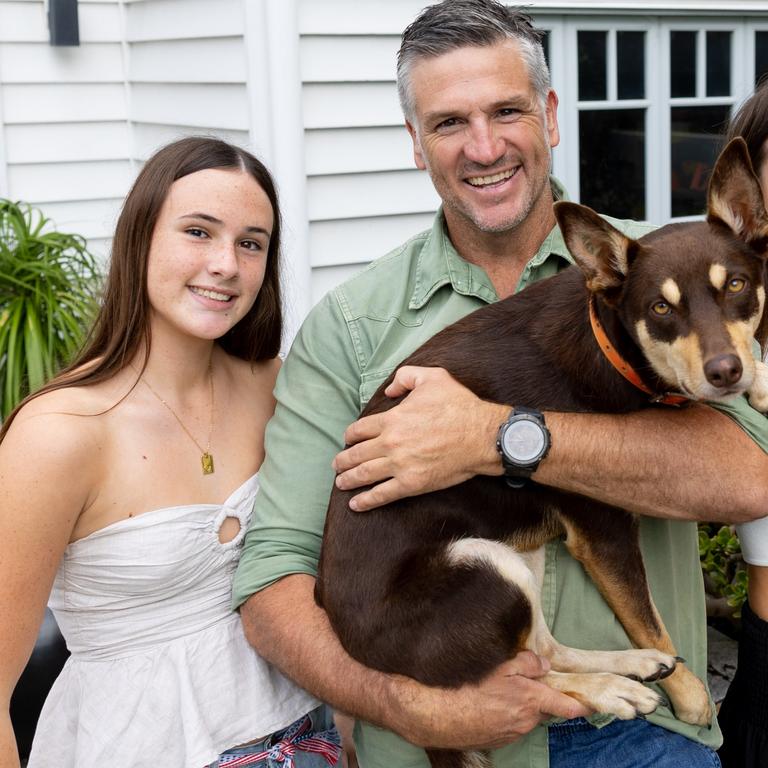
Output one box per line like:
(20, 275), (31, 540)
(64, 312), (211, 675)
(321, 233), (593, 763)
(208, 705), (341, 767)
(548, 717), (722, 768)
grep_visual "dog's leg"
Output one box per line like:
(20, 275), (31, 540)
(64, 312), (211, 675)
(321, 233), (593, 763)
(449, 540), (664, 719)
(521, 549), (679, 681)
(559, 516), (712, 726)
(748, 359), (768, 412)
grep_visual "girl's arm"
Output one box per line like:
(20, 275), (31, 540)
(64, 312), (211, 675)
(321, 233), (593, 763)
(0, 399), (97, 767)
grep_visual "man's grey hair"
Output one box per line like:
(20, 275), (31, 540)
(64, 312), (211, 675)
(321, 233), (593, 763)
(396, 0), (551, 123)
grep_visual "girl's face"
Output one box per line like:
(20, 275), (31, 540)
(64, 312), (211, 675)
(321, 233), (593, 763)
(146, 168), (273, 344)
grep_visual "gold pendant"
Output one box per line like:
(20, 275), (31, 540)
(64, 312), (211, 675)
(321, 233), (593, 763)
(201, 453), (215, 475)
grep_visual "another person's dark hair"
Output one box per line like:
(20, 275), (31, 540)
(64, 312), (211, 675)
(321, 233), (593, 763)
(397, 0), (549, 121)
(726, 83), (768, 352)
(0, 136), (282, 439)
(726, 80), (768, 177)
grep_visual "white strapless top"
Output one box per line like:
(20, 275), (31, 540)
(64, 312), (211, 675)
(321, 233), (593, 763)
(28, 474), (318, 768)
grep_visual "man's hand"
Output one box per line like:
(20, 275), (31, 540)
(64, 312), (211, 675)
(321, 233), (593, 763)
(391, 651), (591, 750)
(333, 366), (508, 511)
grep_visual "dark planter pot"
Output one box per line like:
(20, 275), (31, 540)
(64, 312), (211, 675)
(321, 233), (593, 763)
(10, 609), (69, 759)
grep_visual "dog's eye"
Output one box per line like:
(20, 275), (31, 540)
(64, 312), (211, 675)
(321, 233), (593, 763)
(651, 301), (671, 316)
(727, 278), (746, 293)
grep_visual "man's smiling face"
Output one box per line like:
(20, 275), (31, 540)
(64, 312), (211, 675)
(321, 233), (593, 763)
(406, 40), (560, 241)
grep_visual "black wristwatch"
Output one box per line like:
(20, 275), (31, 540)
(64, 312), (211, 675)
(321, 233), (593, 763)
(496, 406), (551, 488)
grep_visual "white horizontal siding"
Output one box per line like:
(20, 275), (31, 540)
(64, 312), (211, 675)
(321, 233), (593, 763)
(0, 42), (124, 83)
(0, 0), (130, 259)
(125, 0), (244, 41)
(131, 83), (250, 130)
(299, 1), (434, 35)
(303, 82), (402, 129)
(4, 121), (130, 163)
(300, 35), (400, 82)
(308, 170), (439, 221)
(0, 1), (123, 43)
(305, 126), (413, 175)
(1, 83), (127, 123)
(297, 9), (425, 304)
(129, 38), (247, 83)
(309, 212), (436, 267)
(132, 123), (252, 161)
(7, 160), (133, 204)
(37, 198), (123, 241)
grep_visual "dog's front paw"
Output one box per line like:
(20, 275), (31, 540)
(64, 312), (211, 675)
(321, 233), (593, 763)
(545, 671), (661, 720)
(590, 674), (663, 720)
(611, 649), (678, 682)
(748, 361), (768, 413)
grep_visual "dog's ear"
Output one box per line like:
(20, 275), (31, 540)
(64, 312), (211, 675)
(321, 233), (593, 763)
(707, 137), (768, 254)
(554, 201), (637, 297)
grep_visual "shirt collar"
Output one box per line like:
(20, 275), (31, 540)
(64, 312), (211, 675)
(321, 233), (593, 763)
(408, 177), (574, 310)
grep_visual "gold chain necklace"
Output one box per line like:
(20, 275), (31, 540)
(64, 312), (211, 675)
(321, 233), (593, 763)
(139, 361), (215, 475)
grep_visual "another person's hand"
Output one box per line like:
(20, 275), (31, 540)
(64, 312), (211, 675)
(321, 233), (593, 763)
(390, 651), (591, 750)
(333, 366), (508, 511)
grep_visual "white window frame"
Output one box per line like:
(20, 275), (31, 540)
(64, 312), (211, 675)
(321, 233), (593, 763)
(659, 18), (745, 222)
(542, 13), (766, 226)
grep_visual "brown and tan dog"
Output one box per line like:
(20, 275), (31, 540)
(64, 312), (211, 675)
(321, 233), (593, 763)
(315, 138), (768, 768)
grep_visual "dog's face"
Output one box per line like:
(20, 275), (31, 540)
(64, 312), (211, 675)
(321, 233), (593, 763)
(555, 138), (768, 402)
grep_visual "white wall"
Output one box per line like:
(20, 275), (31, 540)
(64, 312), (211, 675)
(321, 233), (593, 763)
(0, 0), (129, 258)
(125, 0), (252, 159)
(3, 0), (768, 331)
(298, 0), (439, 304)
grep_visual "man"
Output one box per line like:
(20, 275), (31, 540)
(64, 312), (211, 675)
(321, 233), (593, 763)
(233, 2), (768, 766)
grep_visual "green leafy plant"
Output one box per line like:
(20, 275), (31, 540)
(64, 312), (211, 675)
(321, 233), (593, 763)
(699, 522), (748, 619)
(0, 199), (100, 418)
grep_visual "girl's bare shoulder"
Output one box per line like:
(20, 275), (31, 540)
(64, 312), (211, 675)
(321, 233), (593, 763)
(6, 372), (135, 449)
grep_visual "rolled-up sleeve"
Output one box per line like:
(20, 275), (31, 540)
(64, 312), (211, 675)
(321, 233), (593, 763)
(711, 394), (768, 453)
(232, 291), (363, 607)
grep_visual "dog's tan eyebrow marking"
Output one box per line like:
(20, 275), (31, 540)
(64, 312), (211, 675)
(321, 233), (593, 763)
(709, 263), (727, 291)
(661, 278), (681, 307)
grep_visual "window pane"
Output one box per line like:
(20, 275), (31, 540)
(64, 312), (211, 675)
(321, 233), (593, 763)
(756, 31), (768, 86)
(670, 105), (729, 217)
(617, 31), (645, 99)
(578, 30), (607, 101)
(671, 31), (697, 97)
(706, 31), (731, 96)
(580, 109), (645, 220)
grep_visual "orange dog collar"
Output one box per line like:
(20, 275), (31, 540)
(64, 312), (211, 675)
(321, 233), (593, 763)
(589, 297), (689, 407)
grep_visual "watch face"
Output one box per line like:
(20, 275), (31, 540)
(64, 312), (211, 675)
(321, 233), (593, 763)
(502, 418), (546, 464)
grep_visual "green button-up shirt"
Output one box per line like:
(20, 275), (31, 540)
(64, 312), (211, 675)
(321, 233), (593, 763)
(233, 202), (768, 766)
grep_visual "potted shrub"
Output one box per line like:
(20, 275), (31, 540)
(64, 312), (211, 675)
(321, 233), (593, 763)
(700, 522), (747, 629)
(0, 199), (100, 419)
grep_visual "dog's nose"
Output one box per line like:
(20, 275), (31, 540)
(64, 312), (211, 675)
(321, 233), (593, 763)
(704, 354), (743, 388)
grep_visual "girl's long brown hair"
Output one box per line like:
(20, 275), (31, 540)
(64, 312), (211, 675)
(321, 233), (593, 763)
(0, 137), (283, 439)
(726, 81), (768, 353)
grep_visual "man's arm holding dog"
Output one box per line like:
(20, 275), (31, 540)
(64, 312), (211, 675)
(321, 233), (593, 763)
(334, 365), (768, 522)
(242, 573), (589, 751)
